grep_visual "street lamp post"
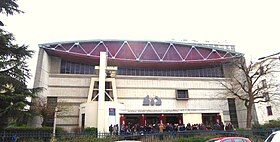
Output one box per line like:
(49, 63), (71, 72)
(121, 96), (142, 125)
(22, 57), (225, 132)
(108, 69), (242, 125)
(51, 107), (58, 142)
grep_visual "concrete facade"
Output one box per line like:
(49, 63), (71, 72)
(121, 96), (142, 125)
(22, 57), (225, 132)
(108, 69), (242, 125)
(33, 40), (249, 132)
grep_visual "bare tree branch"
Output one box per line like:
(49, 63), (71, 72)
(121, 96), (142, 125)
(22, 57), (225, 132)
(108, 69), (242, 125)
(221, 56), (279, 128)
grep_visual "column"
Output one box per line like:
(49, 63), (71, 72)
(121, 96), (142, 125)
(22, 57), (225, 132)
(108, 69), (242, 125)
(97, 52), (107, 133)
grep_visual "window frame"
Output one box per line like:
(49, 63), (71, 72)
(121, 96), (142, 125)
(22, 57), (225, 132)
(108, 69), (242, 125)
(267, 106), (273, 116)
(176, 90), (189, 100)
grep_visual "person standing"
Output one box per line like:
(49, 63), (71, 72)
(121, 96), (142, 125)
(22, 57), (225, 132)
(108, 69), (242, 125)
(109, 124), (113, 135)
(12, 135), (17, 142)
(159, 123), (165, 140)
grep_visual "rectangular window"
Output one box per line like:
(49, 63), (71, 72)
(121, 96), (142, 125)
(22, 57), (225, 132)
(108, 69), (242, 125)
(228, 98), (239, 128)
(91, 66), (95, 74)
(60, 60), (66, 73)
(267, 106), (273, 116)
(176, 90), (189, 100)
(259, 66), (264, 75)
(81, 113), (85, 130)
(46, 97), (57, 127)
(70, 62), (75, 74)
(133, 68), (138, 76)
(65, 61), (71, 73)
(184, 70), (188, 77)
(75, 63), (80, 74)
(80, 64), (85, 74)
(262, 79), (267, 88)
(116, 66), (224, 77)
(60, 60), (95, 74)
(84, 65), (90, 74)
(264, 92), (270, 101)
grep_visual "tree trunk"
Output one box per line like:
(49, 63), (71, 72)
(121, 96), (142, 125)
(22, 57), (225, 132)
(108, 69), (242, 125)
(246, 105), (252, 129)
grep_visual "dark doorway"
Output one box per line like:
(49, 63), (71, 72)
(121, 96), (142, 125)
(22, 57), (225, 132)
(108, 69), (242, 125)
(166, 116), (179, 124)
(81, 113), (85, 130)
(146, 116), (160, 125)
(202, 113), (219, 129)
(126, 116), (139, 126)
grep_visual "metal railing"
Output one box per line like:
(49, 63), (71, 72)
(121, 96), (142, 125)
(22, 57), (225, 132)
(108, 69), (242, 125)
(1, 129), (279, 142)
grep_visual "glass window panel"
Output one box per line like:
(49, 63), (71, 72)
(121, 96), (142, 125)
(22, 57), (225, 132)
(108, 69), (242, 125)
(60, 60), (66, 73)
(84, 65), (90, 74)
(184, 70), (188, 77)
(65, 61), (71, 73)
(75, 63), (80, 74)
(177, 90), (189, 99)
(80, 64), (85, 74)
(267, 106), (273, 116)
(70, 62), (75, 74)
(90, 66), (95, 74)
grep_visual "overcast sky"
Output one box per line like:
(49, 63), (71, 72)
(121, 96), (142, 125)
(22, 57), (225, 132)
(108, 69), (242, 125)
(1, 0), (280, 87)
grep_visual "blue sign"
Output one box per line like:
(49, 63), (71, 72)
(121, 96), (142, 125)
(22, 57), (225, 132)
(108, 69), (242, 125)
(109, 108), (116, 116)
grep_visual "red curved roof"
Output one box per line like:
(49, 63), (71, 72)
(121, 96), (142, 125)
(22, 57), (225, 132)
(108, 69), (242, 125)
(40, 40), (242, 68)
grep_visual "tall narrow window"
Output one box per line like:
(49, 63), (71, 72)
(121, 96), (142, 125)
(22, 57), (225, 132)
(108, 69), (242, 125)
(264, 92), (270, 101)
(227, 98), (239, 128)
(262, 79), (267, 88)
(46, 97), (57, 127)
(267, 106), (273, 116)
(259, 66), (264, 75)
(81, 113), (85, 130)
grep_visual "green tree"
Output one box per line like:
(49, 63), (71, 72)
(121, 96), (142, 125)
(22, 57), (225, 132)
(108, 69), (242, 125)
(221, 57), (279, 129)
(0, 0), (23, 15)
(0, 0), (38, 129)
(0, 28), (37, 129)
(0, 0), (23, 26)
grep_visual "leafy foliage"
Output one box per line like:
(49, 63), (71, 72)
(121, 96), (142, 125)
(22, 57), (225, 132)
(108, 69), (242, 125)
(0, 28), (37, 129)
(0, 0), (41, 130)
(253, 119), (280, 129)
(1, 126), (64, 133)
(31, 97), (70, 127)
(84, 127), (98, 133)
(0, 0), (23, 15)
(58, 136), (115, 142)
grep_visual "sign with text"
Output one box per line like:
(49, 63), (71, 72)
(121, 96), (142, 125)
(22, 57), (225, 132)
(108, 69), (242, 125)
(109, 108), (116, 116)
(143, 95), (162, 106)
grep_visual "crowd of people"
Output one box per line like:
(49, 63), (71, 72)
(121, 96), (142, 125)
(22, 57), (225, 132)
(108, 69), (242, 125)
(109, 122), (235, 135)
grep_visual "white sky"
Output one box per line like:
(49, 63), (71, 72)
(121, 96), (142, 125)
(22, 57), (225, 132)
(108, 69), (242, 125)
(1, 0), (280, 87)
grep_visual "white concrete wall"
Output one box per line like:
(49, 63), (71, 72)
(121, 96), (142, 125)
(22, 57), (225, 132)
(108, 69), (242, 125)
(116, 75), (232, 124)
(32, 49), (51, 127)
(47, 75), (95, 131)
(34, 51), (249, 130)
(33, 49), (51, 95)
(80, 101), (121, 132)
(183, 113), (202, 124)
(80, 102), (98, 128)
(50, 57), (61, 74)
(255, 102), (280, 124)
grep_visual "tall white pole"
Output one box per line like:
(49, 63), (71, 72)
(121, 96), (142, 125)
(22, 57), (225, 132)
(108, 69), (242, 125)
(52, 107), (58, 141)
(98, 52), (107, 133)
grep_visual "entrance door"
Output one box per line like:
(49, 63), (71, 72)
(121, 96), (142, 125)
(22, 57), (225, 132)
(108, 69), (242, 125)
(202, 113), (220, 129)
(126, 116), (139, 126)
(166, 116), (179, 124)
(146, 116), (160, 125)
